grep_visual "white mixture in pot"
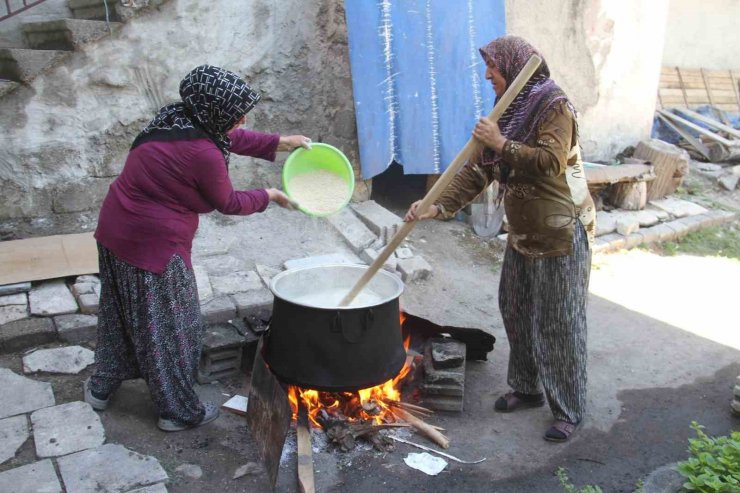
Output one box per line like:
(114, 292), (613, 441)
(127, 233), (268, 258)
(292, 288), (383, 308)
(288, 170), (349, 214)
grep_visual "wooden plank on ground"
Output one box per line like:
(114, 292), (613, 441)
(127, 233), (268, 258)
(656, 113), (711, 161)
(674, 108), (740, 139)
(657, 109), (734, 146)
(0, 232), (97, 285)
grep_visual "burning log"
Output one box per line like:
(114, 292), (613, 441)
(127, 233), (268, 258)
(317, 409), (409, 452)
(391, 407), (450, 449)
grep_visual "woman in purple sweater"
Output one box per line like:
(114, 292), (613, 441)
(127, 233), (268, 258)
(84, 65), (310, 432)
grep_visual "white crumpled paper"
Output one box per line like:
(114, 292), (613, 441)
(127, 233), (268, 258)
(403, 452), (448, 476)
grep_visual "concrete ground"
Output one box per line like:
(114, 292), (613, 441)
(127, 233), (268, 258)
(1, 181), (738, 492)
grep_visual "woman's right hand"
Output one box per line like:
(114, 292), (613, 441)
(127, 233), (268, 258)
(267, 188), (299, 210)
(404, 201), (439, 222)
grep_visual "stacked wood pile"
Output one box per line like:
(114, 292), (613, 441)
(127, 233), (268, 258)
(657, 67), (740, 113)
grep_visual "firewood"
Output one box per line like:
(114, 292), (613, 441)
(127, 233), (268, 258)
(391, 408), (450, 449)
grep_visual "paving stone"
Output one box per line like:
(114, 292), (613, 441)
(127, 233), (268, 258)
(55, 314), (97, 344)
(127, 485), (168, 493)
(175, 463), (203, 479)
(599, 233), (626, 251)
(677, 214), (705, 233)
(75, 275), (100, 284)
(644, 205), (671, 221)
(255, 264), (282, 288)
(211, 271), (262, 296)
(0, 415), (29, 464)
(0, 282), (32, 296)
(192, 265), (213, 303)
(0, 368), (55, 419)
(200, 255), (246, 276)
(592, 238), (610, 253)
(23, 346), (95, 374)
(360, 248), (398, 272)
(77, 293), (99, 315)
(595, 211), (617, 236)
(614, 209), (661, 227)
(395, 247), (414, 259)
(624, 232), (644, 250)
(616, 218), (639, 236)
(326, 207), (377, 253)
(72, 282), (97, 297)
(200, 296), (236, 324)
(648, 197), (708, 218)
(0, 317), (56, 353)
(57, 443), (168, 493)
(350, 200), (404, 243)
(232, 288), (273, 320)
(431, 339), (465, 370)
(0, 293), (28, 325)
(0, 459), (61, 493)
(704, 209), (736, 226)
(718, 172), (739, 191)
(664, 220), (689, 240)
(29, 280), (78, 316)
(397, 256), (433, 282)
(639, 225), (661, 244)
(31, 401), (105, 457)
(651, 223), (677, 242)
(283, 252), (362, 271)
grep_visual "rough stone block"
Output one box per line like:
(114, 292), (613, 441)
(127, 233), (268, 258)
(616, 209), (661, 227)
(677, 215), (704, 233)
(0, 317), (56, 353)
(599, 233), (626, 251)
(360, 248), (398, 272)
(665, 220), (689, 240)
(57, 444), (168, 493)
(200, 255), (246, 276)
(72, 282), (96, 297)
(592, 238), (610, 253)
(395, 247), (413, 259)
(211, 271), (262, 296)
(595, 211), (617, 236)
(0, 415), (28, 465)
(718, 172), (739, 191)
(419, 394), (463, 412)
(0, 459), (61, 493)
(644, 205), (671, 221)
(31, 401), (105, 458)
(255, 264), (282, 288)
(0, 368), (55, 419)
(232, 288), (273, 321)
(51, 176), (112, 213)
(651, 224), (677, 242)
(192, 265), (213, 303)
(200, 296), (236, 324)
(350, 200), (403, 243)
(616, 218), (639, 236)
(23, 346), (95, 374)
(624, 232), (644, 250)
(0, 282), (31, 296)
(55, 314), (97, 344)
(431, 339), (465, 370)
(128, 484), (168, 493)
(648, 197), (708, 218)
(0, 293), (28, 326)
(639, 226), (661, 244)
(705, 209), (736, 226)
(326, 208), (377, 253)
(284, 252), (361, 271)
(29, 280), (78, 316)
(77, 293), (99, 315)
(397, 256), (432, 282)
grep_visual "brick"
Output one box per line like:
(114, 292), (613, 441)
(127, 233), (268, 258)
(0, 317), (56, 353)
(0, 282), (31, 296)
(397, 256), (432, 282)
(350, 200), (403, 243)
(210, 271), (262, 296)
(326, 208), (377, 253)
(55, 314), (97, 344)
(283, 253), (361, 271)
(200, 296), (236, 324)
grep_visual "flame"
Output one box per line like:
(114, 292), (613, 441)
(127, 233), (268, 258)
(288, 312), (412, 428)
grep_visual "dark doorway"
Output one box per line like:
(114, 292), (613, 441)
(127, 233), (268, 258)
(370, 161), (428, 214)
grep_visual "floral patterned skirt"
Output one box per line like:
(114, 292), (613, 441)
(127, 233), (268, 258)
(90, 243), (205, 425)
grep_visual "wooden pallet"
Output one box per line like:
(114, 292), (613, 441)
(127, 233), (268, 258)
(658, 67), (740, 113)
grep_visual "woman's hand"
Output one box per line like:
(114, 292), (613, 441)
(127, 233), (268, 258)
(473, 118), (506, 153)
(404, 201), (439, 222)
(267, 188), (299, 210)
(278, 135), (312, 152)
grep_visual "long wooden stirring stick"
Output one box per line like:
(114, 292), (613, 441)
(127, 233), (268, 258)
(339, 55), (543, 307)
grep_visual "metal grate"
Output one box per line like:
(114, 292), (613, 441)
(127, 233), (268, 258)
(1, 0), (48, 22)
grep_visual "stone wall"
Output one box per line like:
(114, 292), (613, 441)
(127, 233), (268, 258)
(0, 0), (363, 239)
(663, 0), (740, 70)
(0, 0), (71, 48)
(506, 0), (670, 161)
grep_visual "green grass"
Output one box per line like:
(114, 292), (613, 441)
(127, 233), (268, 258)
(645, 221), (740, 261)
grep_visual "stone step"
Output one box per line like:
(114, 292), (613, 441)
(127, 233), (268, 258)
(68, 0), (122, 21)
(0, 48), (69, 82)
(22, 18), (121, 51)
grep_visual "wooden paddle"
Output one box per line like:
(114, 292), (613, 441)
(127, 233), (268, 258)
(339, 55), (543, 307)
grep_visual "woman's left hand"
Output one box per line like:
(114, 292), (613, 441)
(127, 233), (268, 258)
(278, 135), (313, 151)
(473, 118), (506, 153)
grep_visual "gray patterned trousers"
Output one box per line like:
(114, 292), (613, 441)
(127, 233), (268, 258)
(498, 221), (591, 424)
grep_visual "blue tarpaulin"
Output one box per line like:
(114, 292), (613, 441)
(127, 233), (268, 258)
(344, 0), (506, 178)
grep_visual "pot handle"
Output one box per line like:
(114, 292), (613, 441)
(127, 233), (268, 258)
(332, 309), (374, 344)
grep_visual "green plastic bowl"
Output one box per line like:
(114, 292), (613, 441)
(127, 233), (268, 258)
(283, 143), (355, 217)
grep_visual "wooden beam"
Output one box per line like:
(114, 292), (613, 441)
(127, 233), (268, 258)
(676, 67), (689, 107)
(674, 108), (740, 139)
(730, 70), (740, 112)
(657, 109), (734, 146)
(655, 113), (711, 161)
(297, 404), (315, 493)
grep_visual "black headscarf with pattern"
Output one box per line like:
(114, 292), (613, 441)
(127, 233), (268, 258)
(131, 65), (261, 165)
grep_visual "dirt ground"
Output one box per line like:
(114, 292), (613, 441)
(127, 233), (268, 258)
(1, 171), (738, 493)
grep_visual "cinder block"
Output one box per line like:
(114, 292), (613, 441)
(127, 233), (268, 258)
(350, 200), (403, 243)
(326, 208), (377, 253)
(397, 256), (432, 282)
(198, 323), (246, 383)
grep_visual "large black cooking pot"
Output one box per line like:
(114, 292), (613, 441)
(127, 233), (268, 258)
(264, 264), (406, 392)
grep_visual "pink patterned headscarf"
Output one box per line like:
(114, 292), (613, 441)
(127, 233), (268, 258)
(478, 36), (576, 196)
